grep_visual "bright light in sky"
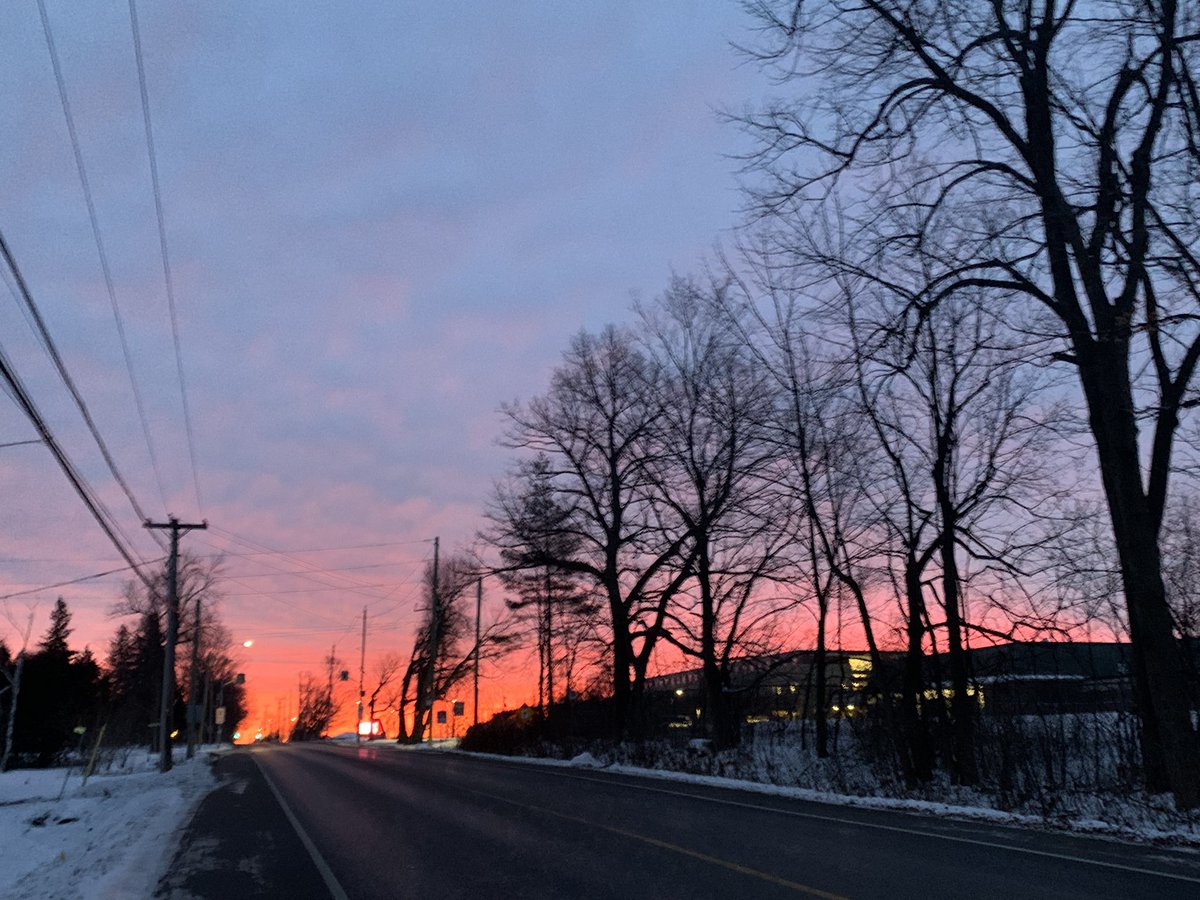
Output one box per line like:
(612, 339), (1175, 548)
(242, 640), (254, 648)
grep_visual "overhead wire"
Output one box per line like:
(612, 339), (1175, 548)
(196, 538), (435, 558)
(127, 0), (203, 515)
(196, 533), (404, 606)
(0, 230), (165, 551)
(209, 526), (428, 599)
(36, 0), (169, 513)
(221, 560), (432, 578)
(223, 582), (396, 597)
(0, 335), (153, 589)
(0, 558), (165, 600)
(220, 573), (354, 629)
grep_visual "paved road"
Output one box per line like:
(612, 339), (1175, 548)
(179, 744), (1200, 899)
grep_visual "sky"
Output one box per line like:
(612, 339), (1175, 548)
(0, 1), (772, 734)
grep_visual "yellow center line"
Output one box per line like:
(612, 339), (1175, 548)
(463, 786), (850, 900)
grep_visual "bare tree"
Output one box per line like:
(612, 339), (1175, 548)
(396, 553), (515, 743)
(638, 278), (793, 748)
(0, 605), (35, 772)
(851, 285), (1054, 784)
(291, 657), (338, 743)
(493, 455), (597, 716)
(494, 327), (693, 735)
(739, 0), (1200, 807)
(114, 551), (225, 674)
(1163, 494), (1200, 645)
(717, 258), (891, 760)
(366, 652), (403, 729)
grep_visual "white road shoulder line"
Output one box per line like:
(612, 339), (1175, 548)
(253, 752), (351, 900)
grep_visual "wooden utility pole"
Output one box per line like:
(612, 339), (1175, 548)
(425, 536), (439, 743)
(473, 576), (482, 727)
(357, 605), (366, 742)
(545, 567), (554, 713)
(145, 516), (207, 773)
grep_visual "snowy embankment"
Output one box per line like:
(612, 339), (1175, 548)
(0, 749), (217, 900)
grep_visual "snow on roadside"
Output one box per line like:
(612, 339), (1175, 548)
(0, 750), (217, 900)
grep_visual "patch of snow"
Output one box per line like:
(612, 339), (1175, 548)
(381, 738), (461, 751)
(568, 752), (603, 768)
(0, 748), (217, 900)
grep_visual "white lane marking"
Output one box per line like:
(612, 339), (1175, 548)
(461, 757), (1200, 886)
(253, 752), (351, 900)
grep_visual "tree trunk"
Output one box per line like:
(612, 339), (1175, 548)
(941, 539), (976, 785)
(1, 653), (23, 772)
(935, 469), (977, 785)
(696, 537), (733, 748)
(902, 559), (934, 783)
(814, 598), (829, 759)
(1081, 350), (1200, 806)
(608, 582), (633, 736)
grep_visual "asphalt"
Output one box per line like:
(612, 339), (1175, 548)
(160, 744), (1200, 899)
(154, 750), (330, 899)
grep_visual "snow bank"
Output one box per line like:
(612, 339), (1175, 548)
(0, 749), (217, 900)
(568, 751), (603, 768)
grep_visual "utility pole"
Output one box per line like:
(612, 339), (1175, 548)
(425, 536), (439, 743)
(357, 605), (366, 743)
(145, 516), (207, 773)
(546, 566), (554, 713)
(327, 644), (336, 698)
(474, 576), (482, 727)
(185, 590), (203, 758)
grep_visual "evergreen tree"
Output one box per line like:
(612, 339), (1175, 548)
(13, 599), (103, 766)
(497, 455), (597, 714)
(39, 597), (73, 660)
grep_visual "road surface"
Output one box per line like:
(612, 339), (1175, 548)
(179, 744), (1200, 899)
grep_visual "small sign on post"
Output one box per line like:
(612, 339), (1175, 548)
(215, 707), (226, 725)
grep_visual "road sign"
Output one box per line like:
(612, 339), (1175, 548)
(215, 707), (226, 725)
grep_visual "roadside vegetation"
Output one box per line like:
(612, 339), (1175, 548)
(452, 1), (1200, 834)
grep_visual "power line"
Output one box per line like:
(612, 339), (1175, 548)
(201, 538), (435, 557)
(36, 0), (169, 512)
(219, 560), (432, 579)
(223, 582), (398, 597)
(0, 335), (152, 589)
(127, 0), (203, 515)
(208, 526), (428, 601)
(0, 558), (164, 600)
(0, 230), (163, 548)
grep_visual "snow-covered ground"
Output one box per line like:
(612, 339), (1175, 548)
(0, 748), (218, 900)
